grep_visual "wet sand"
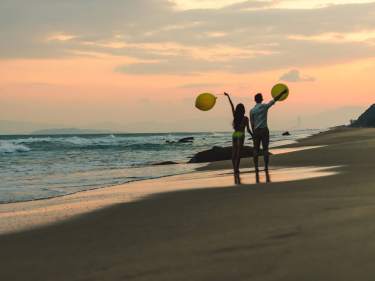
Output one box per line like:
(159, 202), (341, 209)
(0, 148), (335, 235)
(1, 127), (375, 280)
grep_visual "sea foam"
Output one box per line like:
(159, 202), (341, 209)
(0, 140), (31, 153)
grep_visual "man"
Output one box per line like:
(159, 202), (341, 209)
(250, 92), (285, 172)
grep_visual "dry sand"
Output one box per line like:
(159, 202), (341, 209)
(1, 127), (375, 281)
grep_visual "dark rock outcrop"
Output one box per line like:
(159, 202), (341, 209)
(189, 146), (266, 163)
(351, 104), (375, 127)
(166, 137), (194, 144)
(178, 137), (194, 143)
(282, 131), (291, 136)
(152, 161), (178, 166)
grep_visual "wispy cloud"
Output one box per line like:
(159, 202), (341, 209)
(289, 30), (375, 44)
(279, 69), (315, 82)
(171, 0), (375, 10)
(46, 33), (77, 42)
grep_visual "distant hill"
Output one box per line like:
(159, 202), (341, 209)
(31, 128), (111, 135)
(351, 104), (375, 128)
(0, 120), (56, 135)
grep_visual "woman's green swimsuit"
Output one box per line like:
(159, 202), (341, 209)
(232, 131), (245, 139)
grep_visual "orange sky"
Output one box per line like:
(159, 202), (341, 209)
(1, 56), (373, 131)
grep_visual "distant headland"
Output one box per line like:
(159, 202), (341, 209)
(351, 104), (375, 128)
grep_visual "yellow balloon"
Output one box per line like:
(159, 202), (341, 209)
(195, 93), (217, 111)
(271, 83), (289, 101)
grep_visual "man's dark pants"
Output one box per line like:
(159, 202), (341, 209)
(253, 127), (270, 170)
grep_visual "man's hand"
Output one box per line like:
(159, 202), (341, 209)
(274, 88), (288, 101)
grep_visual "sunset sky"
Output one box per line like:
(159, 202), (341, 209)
(1, 0), (374, 133)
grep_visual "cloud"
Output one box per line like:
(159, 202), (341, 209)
(46, 33), (77, 42)
(1, 0), (375, 74)
(279, 69), (315, 82)
(288, 30), (375, 44)
(171, 0), (274, 10)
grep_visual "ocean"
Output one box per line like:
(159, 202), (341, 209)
(0, 129), (321, 203)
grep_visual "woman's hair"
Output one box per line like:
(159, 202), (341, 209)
(233, 103), (245, 131)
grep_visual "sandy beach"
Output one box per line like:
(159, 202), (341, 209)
(1, 127), (375, 280)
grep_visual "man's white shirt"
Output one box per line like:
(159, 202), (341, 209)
(250, 100), (275, 129)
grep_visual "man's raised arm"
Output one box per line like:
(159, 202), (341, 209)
(274, 88), (288, 101)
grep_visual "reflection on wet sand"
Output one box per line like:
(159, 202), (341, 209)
(228, 166), (339, 185)
(252, 170), (271, 184)
(265, 170), (271, 183)
(234, 173), (241, 185)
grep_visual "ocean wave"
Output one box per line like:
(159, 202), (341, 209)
(13, 137), (55, 144)
(0, 140), (31, 153)
(64, 135), (119, 146)
(7, 135), (121, 147)
(2, 135), (178, 150)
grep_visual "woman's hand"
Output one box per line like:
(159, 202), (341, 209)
(224, 92), (235, 116)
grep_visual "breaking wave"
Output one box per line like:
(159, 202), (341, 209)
(0, 140), (31, 153)
(12, 135), (117, 146)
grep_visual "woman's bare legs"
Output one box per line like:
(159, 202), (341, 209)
(235, 140), (243, 173)
(232, 138), (244, 174)
(232, 140), (237, 173)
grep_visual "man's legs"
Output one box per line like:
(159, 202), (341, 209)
(253, 130), (261, 172)
(261, 128), (270, 171)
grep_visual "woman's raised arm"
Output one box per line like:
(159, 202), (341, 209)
(224, 92), (235, 117)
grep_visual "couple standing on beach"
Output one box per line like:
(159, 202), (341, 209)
(224, 92), (284, 179)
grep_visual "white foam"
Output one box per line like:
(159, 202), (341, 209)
(13, 137), (53, 144)
(63, 135), (119, 146)
(9, 135), (121, 147)
(0, 141), (31, 153)
(63, 136), (93, 145)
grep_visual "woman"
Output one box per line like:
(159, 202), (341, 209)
(224, 92), (252, 175)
